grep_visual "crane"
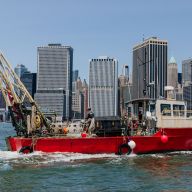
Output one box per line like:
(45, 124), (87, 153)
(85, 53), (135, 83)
(0, 52), (50, 136)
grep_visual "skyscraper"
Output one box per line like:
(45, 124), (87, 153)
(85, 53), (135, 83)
(122, 64), (129, 82)
(35, 44), (73, 120)
(178, 73), (182, 85)
(82, 79), (88, 118)
(182, 58), (192, 109)
(167, 56), (178, 89)
(119, 65), (131, 116)
(72, 90), (84, 119)
(72, 70), (79, 92)
(183, 85), (192, 110)
(89, 56), (118, 117)
(14, 64), (28, 78)
(72, 77), (84, 119)
(14, 64), (29, 97)
(20, 72), (37, 99)
(132, 37), (168, 100)
(182, 58), (192, 86)
(72, 70), (79, 82)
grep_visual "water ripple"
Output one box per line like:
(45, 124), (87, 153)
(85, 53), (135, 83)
(0, 124), (192, 191)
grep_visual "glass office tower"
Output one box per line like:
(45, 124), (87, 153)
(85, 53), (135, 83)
(89, 56), (118, 117)
(35, 44), (73, 120)
(132, 37), (168, 100)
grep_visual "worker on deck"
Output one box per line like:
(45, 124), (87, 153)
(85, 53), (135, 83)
(85, 108), (95, 135)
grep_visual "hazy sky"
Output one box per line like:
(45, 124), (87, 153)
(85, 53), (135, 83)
(0, 0), (192, 80)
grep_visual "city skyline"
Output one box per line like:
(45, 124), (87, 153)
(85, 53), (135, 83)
(0, 1), (192, 80)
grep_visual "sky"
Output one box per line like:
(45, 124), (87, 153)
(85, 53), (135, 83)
(0, 0), (192, 80)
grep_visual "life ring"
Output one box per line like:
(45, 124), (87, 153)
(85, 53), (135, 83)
(118, 143), (132, 155)
(19, 146), (33, 154)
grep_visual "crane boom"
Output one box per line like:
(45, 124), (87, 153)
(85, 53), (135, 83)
(0, 52), (50, 136)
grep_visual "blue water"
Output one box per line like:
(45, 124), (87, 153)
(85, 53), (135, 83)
(0, 123), (192, 192)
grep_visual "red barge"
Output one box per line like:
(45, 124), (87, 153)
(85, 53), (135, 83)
(6, 99), (192, 155)
(1, 52), (192, 155)
(6, 128), (192, 154)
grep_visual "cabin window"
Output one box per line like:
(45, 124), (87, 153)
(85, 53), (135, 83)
(161, 104), (171, 116)
(173, 105), (184, 116)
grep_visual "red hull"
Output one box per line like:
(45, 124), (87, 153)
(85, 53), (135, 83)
(6, 128), (192, 154)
